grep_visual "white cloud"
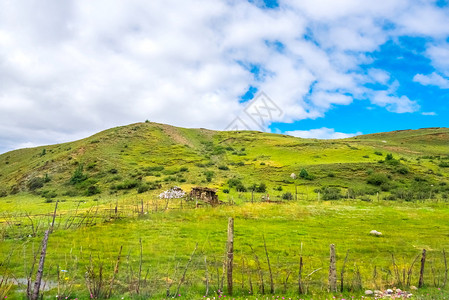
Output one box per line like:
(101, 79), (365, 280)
(371, 91), (420, 113)
(421, 112), (437, 116)
(0, 0), (446, 153)
(286, 128), (362, 139)
(413, 72), (449, 89)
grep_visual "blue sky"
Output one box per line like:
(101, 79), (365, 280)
(0, 0), (449, 152)
(272, 36), (449, 136)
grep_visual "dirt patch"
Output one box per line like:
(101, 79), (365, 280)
(160, 125), (194, 147)
(382, 146), (421, 154)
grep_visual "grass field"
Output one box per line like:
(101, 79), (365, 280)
(1, 123), (449, 299)
(2, 197), (449, 299)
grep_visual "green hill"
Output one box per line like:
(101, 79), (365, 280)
(0, 122), (448, 202)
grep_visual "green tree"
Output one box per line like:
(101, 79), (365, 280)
(70, 164), (87, 185)
(299, 168), (309, 179)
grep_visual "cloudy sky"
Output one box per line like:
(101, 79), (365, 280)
(1, 0), (448, 154)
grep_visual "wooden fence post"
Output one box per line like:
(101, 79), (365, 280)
(419, 248), (426, 288)
(227, 217), (234, 295)
(329, 244), (337, 293)
(31, 229), (50, 300)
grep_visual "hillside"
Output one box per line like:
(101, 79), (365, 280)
(0, 122), (448, 203)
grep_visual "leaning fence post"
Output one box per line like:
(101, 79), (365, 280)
(419, 248), (426, 288)
(31, 229), (50, 300)
(227, 217), (234, 295)
(329, 244), (337, 293)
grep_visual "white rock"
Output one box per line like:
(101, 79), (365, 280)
(410, 285), (418, 290)
(365, 290), (374, 295)
(370, 230), (382, 236)
(386, 288), (393, 294)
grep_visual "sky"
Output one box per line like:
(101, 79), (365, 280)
(0, 0), (449, 154)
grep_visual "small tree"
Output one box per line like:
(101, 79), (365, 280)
(299, 169), (309, 179)
(70, 164), (87, 185)
(256, 183), (267, 193)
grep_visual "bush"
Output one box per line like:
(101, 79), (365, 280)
(236, 161), (245, 166)
(227, 178), (242, 188)
(274, 186), (283, 191)
(41, 190), (57, 199)
(327, 172), (335, 178)
(112, 179), (140, 190)
(282, 192), (293, 200)
(256, 183), (267, 193)
(204, 170), (214, 182)
(85, 185), (101, 196)
(179, 167), (189, 172)
(223, 189), (230, 194)
(28, 177), (45, 191)
(367, 173), (390, 186)
(70, 164), (87, 185)
(374, 151), (383, 156)
(260, 162), (266, 165)
(321, 187), (342, 200)
(439, 162), (449, 168)
(236, 183), (247, 192)
(218, 165), (230, 170)
(0, 189), (7, 197)
(299, 168), (309, 179)
(145, 166), (165, 172)
(137, 182), (161, 193)
(397, 166), (409, 174)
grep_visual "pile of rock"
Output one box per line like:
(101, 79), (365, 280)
(369, 230), (382, 236)
(365, 287), (416, 298)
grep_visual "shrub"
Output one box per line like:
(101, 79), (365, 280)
(70, 164), (88, 185)
(204, 170), (214, 182)
(223, 189), (230, 194)
(28, 177), (45, 191)
(385, 153), (394, 160)
(212, 146), (226, 155)
(321, 187), (342, 200)
(236, 161), (245, 166)
(235, 183), (247, 192)
(41, 190), (57, 199)
(218, 165), (230, 170)
(299, 168), (309, 179)
(85, 185), (101, 196)
(112, 179), (140, 190)
(282, 192), (293, 200)
(44, 173), (51, 183)
(0, 189), (7, 197)
(360, 195), (372, 202)
(374, 151), (383, 156)
(327, 172), (335, 178)
(137, 182), (160, 193)
(367, 173), (390, 186)
(179, 167), (189, 172)
(274, 186), (283, 191)
(145, 166), (164, 172)
(227, 178), (242, 188)
(256, 183), (267, 193)
(397, 166), (409, 174)
(260, 162), (266, 165)
(439, 162), (449, 168)
(109, 168), (118, 174)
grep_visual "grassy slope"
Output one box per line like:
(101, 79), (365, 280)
(0, 123), (448, 206)
(1, 123), (449, 298)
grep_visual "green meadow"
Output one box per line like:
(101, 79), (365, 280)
(1, 123), (449, 299)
